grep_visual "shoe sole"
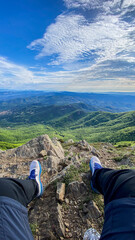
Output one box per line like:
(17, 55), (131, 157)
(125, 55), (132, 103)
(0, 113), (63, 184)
(36, 161), (43, 197)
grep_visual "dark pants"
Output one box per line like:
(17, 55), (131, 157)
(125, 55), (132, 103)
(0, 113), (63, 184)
(91, 168), (135, 205)
(0, 178), (38, 207)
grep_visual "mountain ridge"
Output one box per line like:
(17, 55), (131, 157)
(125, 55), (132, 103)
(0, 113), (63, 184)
(0, 91), (135, 112)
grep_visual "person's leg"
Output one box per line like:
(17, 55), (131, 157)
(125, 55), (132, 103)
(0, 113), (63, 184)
(90, 157), (135, 205)
(0, 160), (43, 207)
(0, 178), (37, 207)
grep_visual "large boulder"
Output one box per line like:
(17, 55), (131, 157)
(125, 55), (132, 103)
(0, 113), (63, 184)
(14, 134), (64, 159)
(0, 135), (64, 172)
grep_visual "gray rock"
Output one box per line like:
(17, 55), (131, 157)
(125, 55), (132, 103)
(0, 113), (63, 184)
(57, 204), (65, 237)
(87, 201), (102, 219)
(77, 140), (92, 151)
(39, 150), (47, 157)
(67, 181), (88, 199)
(0, 135), (64, 168)
(47, 156), (61, 170)
(65, 139), (74, 144)
(91, 147), (100, 157)
(56, 182), (65, 202)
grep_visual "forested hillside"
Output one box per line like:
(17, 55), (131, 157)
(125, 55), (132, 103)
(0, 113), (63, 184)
(0, 93), (135, 150)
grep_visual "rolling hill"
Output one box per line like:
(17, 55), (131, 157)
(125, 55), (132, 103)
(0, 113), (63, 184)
(0, 98), (135, 149)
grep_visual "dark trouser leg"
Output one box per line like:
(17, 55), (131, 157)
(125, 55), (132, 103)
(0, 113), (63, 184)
(0, 178), (38, 207)
(91, 168), (135, 205)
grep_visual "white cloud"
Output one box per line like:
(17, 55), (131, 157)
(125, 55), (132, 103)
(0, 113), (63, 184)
(0, 57), (34, 85)
(28, 12), (135, 68)
(63, 0), (101, 9)
(63, 0), (135, 11)
(0, 56), (135, 92)
(122, 0), (135, 8)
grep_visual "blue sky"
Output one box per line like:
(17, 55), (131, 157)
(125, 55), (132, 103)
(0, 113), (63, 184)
(0, 0), (135, 92)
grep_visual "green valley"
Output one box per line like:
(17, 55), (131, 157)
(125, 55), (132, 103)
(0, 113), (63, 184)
(0, 101), (135, 150)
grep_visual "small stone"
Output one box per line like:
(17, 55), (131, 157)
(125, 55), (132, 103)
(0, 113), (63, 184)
(65, 139), (74, 144)
(65, 198), (69, 204)
(64, 222), (69, 227)
(56, 182), (65, 202)
(68, 233), (72, 238)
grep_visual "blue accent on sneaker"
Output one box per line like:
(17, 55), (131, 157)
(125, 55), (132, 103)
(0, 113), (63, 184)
(29, 169), (36, 179)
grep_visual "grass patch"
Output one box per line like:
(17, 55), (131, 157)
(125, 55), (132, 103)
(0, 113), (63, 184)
(63, 162), (89, 187)
(113, 155), (124, 162)
(117, 165), (135, 170)
(0, 141), (21, 150)
(62, 202), (69, 210)
(115, 141), (135, 148)
(30, 223), (38, 236)
(63, 165), (80, 187)
(78, 161), (89, 173)
(92, 193), (104, 215)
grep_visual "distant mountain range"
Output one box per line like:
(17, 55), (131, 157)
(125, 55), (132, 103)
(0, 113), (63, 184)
(0, 90), (135, 112)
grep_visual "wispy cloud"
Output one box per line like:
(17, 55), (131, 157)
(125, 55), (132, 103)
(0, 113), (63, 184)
(28, 0), (135, 70)
(0, 57), (34, 87)
(63, 0), (101, 10)
(0, 56), (135, 92)
(64, 0), (135, 12)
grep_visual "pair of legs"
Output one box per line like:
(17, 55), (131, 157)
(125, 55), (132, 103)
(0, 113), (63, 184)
(1, 158), (135, 208)
(0, 160), (43, 207)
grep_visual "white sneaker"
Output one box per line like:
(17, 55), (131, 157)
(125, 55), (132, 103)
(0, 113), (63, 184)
(29, 160), (43, 197)
(89, 156), (102, 176)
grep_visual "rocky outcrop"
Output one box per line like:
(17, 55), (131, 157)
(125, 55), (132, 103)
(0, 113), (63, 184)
(1, 136), (130, 239)
(0, 135), (65, 173)
(15, 134), (64, 159)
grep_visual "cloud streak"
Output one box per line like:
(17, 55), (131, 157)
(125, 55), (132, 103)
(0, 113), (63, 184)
(0, 56), (135, 92)
(28, 0), (135, 70)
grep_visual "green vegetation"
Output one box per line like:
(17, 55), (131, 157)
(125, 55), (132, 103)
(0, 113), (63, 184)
(0, 141), (20, 150)
(30, 223), (38, 236)
(117, 165), (135, 170)
(63, 162), (90, 187)
(0, 124), (62, 149)
(92, 193), (104, 215)
(114, 141), (135, 147)
(0, 102), (135, 150)
(63, 165), (80, 187)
